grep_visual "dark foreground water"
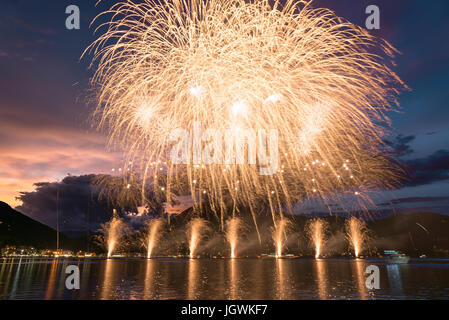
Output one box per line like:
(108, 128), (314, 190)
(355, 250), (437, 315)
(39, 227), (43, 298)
(0, 257), (448, 300)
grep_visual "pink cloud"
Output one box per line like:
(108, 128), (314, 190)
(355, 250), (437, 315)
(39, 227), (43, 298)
(0, 115), (123, 207)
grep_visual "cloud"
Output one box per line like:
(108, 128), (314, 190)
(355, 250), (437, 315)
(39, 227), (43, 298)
(383, 135), (449, 188)
(15, 175), (113, 237)
(11, 17), (57, 36)
(14, 174), (163, 237)
(404, 150), (449, 187)
(384, 134), (415, 157)
(0, 109), (122, 207)
(379, 196), (449, 206)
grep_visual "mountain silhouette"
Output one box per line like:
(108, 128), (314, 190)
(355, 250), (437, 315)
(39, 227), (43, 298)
(0, 201), (67, 249)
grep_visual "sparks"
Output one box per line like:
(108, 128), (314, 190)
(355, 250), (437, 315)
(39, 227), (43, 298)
(85, 0), (406, 234)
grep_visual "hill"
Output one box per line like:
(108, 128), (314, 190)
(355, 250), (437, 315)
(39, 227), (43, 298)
(0, 201), (67, 249)
(171, 207), (449, 257)
(1, 200), (448, 257)
(368, 212), (449, 256)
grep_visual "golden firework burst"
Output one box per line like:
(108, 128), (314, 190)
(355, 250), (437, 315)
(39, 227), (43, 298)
(84, 0), (407, 235)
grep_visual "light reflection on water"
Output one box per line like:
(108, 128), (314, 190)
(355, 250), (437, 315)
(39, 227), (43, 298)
(315, 259), (327, 299)
(354, 259), (368, 300)
(0, 257), (448, 300)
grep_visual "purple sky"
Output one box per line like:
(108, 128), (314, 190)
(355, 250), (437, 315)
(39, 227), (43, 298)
(0, 0), (448, 220)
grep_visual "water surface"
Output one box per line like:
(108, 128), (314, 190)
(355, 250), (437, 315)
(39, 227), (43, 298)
(1, 257), (448, 300)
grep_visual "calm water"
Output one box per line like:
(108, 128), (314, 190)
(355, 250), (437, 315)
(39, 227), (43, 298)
(0, 257), (448, 300)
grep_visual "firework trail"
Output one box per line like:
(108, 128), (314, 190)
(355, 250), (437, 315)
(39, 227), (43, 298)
(225, 217), (245, 258)
(98, 209), (129, 257)
(345, 217), (370, 257)
(85, 0), (407, 236)
(146, 218), (165, 258)
(306, 218), (329, 258)
(187, 218), (209, 258)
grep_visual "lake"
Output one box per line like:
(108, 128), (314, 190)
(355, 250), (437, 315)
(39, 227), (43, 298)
(1, 257), (448, 300)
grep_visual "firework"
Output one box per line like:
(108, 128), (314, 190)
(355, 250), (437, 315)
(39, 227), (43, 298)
(306, 218), (328, 259)
(187, 218), (209, 258)
(98, 209), (130, 257)
(85, 0), (406, 234)
(345, 217), (370, 257)
(225, 217), (244, 258)
(146, 218), (165, 258)
(271, 218), (292, 258)
(93, 172), (144, 208)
